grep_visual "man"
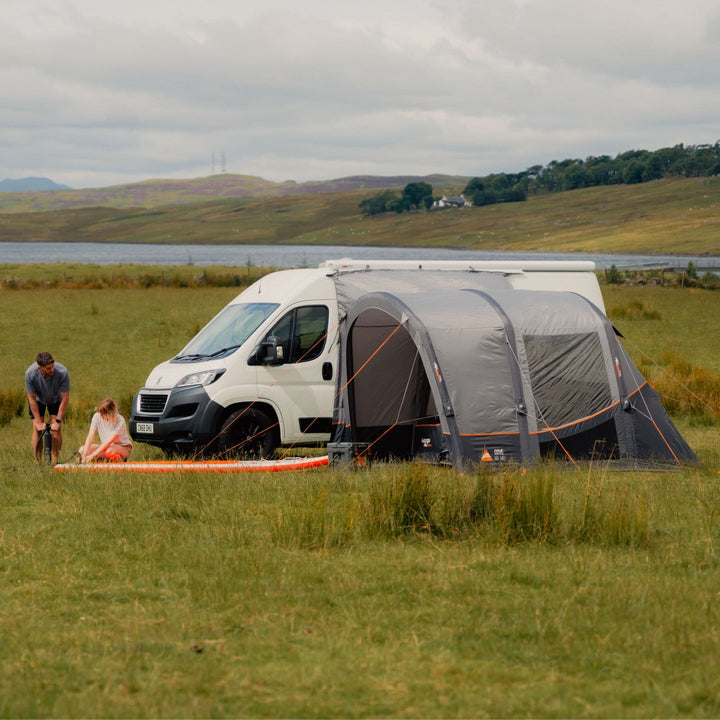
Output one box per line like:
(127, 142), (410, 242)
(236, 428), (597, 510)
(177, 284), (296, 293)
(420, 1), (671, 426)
(25, 352), (70, 463)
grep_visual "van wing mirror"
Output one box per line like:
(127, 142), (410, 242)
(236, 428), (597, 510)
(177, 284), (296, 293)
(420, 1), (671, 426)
(248, 335), (285, 366)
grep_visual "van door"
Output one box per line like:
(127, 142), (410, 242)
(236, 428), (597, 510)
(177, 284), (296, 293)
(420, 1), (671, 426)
(255, 304), (335, 442)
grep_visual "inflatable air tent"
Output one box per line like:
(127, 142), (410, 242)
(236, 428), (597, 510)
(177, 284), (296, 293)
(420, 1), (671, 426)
(331, 283), (696, 468)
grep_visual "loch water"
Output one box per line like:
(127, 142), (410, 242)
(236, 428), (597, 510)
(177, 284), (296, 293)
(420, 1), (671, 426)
(1, 241), (719, 272)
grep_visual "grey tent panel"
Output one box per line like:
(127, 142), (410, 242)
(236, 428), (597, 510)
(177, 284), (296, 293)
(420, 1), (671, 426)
(334, 269), (512, 316)
(524, 332), (612, 429)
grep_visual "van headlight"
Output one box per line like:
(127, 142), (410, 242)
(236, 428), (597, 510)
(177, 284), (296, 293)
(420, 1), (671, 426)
(175, 369), (226, 387)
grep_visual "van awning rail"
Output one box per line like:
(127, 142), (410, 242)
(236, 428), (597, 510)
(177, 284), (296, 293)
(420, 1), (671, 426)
(319, 258), (597, 274)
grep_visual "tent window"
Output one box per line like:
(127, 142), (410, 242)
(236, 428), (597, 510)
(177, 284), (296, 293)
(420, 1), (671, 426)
(524, 332), (611, 429)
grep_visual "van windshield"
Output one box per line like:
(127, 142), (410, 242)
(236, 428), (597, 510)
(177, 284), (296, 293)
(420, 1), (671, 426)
(172, 302), (279, 362)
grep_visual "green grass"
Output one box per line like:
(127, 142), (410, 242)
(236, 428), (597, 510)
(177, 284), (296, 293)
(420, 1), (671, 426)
(2, 271), (720, 717)
(2, 176), (720, 255)
(0, 262), (272, 290)
(2, 456), (720, 717)
(0, 282), (242, 428)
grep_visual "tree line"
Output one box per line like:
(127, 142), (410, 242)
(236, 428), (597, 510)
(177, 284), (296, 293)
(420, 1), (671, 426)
(359, 178), (526, 216)
(359, 141), (720, 216)
(525, 142), (720, 192)
(358, 182), (435, 216)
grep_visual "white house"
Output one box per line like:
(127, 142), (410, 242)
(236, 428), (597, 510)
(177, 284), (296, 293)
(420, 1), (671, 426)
(433, 194), (472, 208)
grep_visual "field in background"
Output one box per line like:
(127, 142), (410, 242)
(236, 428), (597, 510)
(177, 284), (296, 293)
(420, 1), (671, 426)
(1, 270), (720, 717)
(1, 176), (720, 255)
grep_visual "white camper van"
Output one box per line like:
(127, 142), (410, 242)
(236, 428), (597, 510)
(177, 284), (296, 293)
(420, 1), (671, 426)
(129, 259), (605, 458)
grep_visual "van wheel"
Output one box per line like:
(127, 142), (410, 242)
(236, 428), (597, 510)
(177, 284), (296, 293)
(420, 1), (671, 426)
(218, 408), (277, 459)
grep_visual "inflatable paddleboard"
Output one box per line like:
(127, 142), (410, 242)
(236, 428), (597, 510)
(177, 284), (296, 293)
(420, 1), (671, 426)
(54, 455), (329, 473)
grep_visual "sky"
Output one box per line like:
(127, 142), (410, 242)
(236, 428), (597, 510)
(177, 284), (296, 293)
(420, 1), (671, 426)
(3, 0), (720, 189)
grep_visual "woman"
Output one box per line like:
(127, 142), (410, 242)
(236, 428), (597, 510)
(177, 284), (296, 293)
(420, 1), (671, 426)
(79, 398), (132, 463)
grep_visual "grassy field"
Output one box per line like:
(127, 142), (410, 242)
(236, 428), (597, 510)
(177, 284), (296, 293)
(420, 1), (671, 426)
(2, 176), (720, 256)
(1, 269), (720, 717)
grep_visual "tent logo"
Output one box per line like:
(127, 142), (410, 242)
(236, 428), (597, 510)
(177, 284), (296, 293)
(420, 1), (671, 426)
(481, 449), (505, 462)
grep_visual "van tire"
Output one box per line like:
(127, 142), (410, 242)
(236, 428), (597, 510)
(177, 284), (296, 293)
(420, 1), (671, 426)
(218, 407), (277, 459)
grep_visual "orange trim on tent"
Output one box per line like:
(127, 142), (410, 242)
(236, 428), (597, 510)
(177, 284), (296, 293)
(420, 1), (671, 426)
(457, 383), (650, 439)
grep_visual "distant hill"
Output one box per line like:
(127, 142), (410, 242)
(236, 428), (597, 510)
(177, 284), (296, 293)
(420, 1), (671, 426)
(0, 177), (71, 193)
(0, 173), (470, 213)
(1, 176), (719, 257)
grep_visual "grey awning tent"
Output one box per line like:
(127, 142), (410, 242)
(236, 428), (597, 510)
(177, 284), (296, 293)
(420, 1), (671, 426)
(331, 278), (697, 468)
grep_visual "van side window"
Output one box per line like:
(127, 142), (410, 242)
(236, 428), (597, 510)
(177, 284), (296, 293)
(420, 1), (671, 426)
(266, 306), (329, 363)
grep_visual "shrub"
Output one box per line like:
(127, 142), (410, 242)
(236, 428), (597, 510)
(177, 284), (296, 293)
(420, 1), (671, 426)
(604, 264), (623, 284)
(0, 389), (25, 426)
(639, 349), (720, 422)
(701, 271), (720, 290)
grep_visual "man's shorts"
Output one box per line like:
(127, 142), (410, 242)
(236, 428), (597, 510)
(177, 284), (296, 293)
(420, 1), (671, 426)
(28, 401), (61, 419)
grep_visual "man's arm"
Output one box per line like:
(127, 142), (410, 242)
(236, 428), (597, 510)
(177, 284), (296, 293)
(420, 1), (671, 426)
(51, 391), (69, 430)
(27, 393), (45, 432)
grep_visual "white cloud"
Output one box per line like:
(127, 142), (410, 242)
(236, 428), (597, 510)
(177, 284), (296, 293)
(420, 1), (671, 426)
(1, 0), (719, 188)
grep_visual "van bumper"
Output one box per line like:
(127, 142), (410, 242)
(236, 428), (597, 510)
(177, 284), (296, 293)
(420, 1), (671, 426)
(129, 385), (223, 451)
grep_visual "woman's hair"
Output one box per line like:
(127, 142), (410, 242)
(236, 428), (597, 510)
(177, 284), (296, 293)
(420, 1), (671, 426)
(96, 398), (118, 417)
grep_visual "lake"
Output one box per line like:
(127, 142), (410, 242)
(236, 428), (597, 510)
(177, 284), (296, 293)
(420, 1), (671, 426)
(1, 241), (719, 271)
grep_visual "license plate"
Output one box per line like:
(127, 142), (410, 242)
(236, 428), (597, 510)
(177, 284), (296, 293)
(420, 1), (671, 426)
(136, 422), (154, 433)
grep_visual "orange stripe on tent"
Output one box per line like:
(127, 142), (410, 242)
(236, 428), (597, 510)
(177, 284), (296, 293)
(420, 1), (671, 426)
(459, 430), (522, 438)
(458, 393), (638, 438)
(531, 401), (621, 435)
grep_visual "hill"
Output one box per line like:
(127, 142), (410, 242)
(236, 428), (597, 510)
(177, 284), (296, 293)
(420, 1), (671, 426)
(0, 177), (719, 256)
(0, 177), (71, 193)
(0, 173), (469, 214)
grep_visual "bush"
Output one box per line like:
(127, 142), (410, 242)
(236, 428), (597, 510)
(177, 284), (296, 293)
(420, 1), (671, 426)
(604, 264), (623, 284)
(701, 271), (720, 290)
(639, 348), (720, 422)
(0, 389), (25, 426)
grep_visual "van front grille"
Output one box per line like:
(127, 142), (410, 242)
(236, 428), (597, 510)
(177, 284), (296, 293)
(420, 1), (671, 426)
(139, 393), (169, 414)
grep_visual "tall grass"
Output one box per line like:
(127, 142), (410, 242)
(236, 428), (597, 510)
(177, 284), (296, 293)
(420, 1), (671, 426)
(607, 288), (720, 425)
(639, 348), (720, 424)
(608, 298), (662, 320)
(0, 388), (25, 426)
(0, 263), (273, 290)
(271, 462), (652, 550)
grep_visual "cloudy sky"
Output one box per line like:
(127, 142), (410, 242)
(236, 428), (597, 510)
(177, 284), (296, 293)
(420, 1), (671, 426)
(3, 0), (720, 189)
